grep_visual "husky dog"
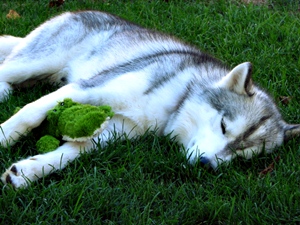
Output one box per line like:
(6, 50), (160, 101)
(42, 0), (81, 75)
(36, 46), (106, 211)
(0, 11), (299, 188)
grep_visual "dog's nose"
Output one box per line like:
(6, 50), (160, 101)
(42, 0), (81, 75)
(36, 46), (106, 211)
(200, 157), (210, 165)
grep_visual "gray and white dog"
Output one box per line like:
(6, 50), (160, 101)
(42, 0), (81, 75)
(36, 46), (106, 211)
(0, 11), (299, 188)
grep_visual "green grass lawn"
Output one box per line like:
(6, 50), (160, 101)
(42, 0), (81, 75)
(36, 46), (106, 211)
(0, 0), (300, 224)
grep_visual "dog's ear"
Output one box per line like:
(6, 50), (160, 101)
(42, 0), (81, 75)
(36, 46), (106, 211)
(218, 62), (254, 96)
(284, 124), (300, 142)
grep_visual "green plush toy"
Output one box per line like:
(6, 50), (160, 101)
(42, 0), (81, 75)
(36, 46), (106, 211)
(35, 98), (114, 153)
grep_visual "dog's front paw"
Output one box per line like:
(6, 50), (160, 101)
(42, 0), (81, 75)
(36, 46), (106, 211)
(1, 157), (46, 189)
(1, 165), (31, 188)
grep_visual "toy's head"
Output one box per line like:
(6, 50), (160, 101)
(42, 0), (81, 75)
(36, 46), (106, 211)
(46, 99), (79, 137)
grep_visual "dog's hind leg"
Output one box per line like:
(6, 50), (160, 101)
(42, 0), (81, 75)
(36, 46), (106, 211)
(1, 140), (95, 188)
(0, 13), (87, 101)
(0, 41), (70, 102)
(0, 37), (68, 102)
(0, 36), (24, 101)
(0, 35), (23, 63)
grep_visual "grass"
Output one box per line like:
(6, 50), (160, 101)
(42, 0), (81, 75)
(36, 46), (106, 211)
(0, 0), (300, 224)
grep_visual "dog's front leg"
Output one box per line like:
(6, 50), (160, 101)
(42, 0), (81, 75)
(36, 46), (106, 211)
(1, 140), (94, 188)
(0, 83), (88, 147)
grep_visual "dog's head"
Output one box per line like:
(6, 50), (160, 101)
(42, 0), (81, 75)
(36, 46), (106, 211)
(168, 62), (300, 168)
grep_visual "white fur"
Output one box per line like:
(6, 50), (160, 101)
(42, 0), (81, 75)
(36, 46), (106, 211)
(0, 36), (22, 63)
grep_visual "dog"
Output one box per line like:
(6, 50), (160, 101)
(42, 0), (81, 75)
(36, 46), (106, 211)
(0, 11), (299, 188)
